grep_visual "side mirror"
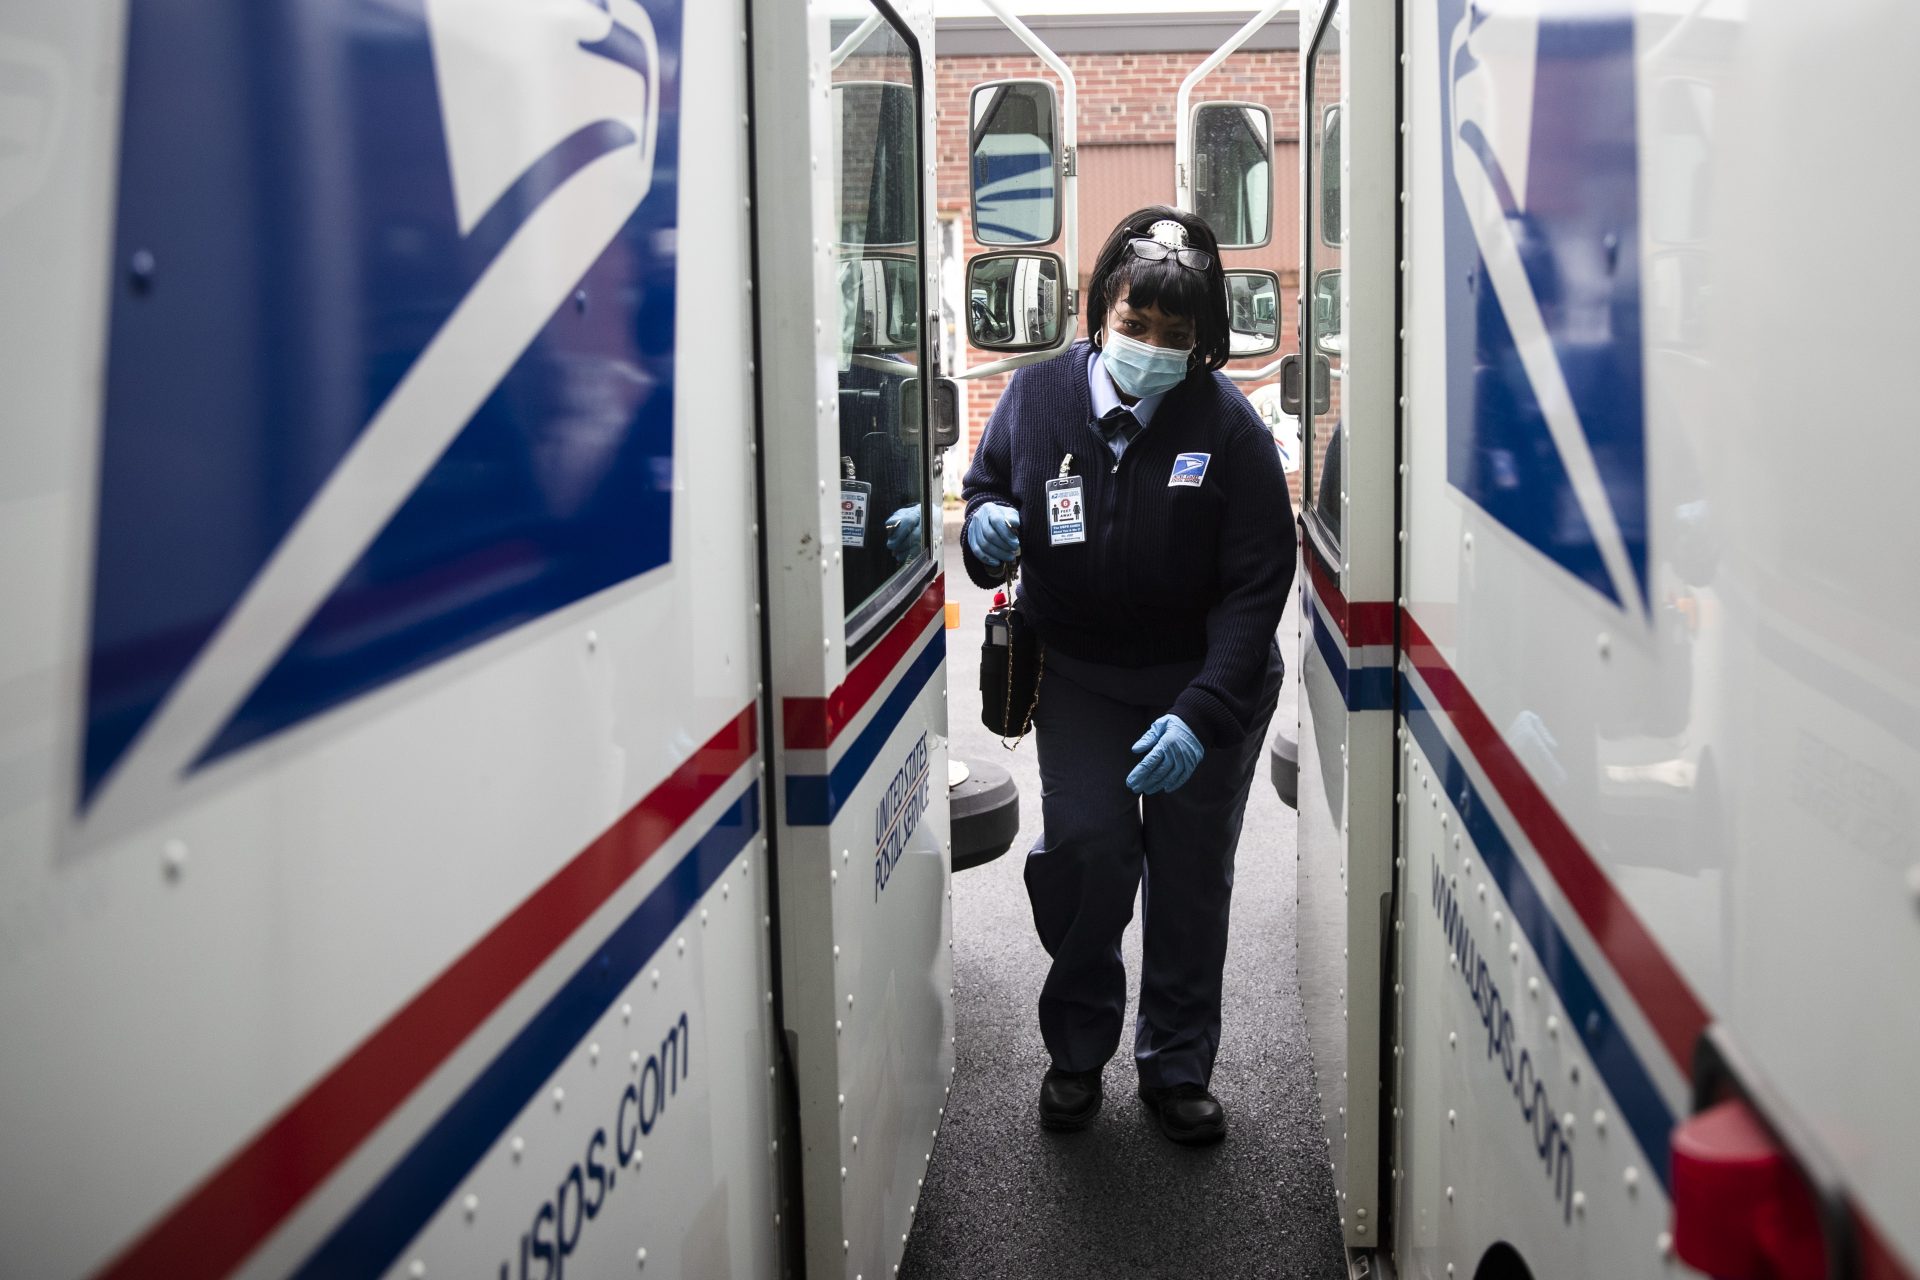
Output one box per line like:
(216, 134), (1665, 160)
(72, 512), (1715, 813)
(966, 251), (1065, 353)
(1192, 101), (1273, 250)
(969, 80), (1061, 246)
(1312, 268), (1343, 357)
(838, 253), (919, 354)
(1225, 270), (1281, 358)
(833, 80), (917, 249)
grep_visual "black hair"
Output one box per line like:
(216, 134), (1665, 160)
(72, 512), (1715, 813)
(1085, 205), (1232, 375)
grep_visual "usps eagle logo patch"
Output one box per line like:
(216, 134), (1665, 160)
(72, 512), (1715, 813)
(1168, 452), (1211, 487)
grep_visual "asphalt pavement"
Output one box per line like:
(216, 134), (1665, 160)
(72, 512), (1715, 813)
(899, 511), (1347, 1280)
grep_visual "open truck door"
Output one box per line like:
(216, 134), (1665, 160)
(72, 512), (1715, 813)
(749, 6), (1073, 1275)
(753, 8), (953, 1277)
(1177, 0), (1397, 1255)
(1287, 0), (1400, 1257)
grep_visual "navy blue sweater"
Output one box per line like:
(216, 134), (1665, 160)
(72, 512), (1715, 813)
(961, 342), (1296, 748)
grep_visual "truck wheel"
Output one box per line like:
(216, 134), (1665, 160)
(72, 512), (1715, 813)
(1270, 728), (1299, 809)
(1474, 1243), (1533, 1280)
(950, 756), (1019, 872)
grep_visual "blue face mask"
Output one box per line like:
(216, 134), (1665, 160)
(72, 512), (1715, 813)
(1102, 329), (1193, 399)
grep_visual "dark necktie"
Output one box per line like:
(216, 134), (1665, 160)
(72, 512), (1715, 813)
(1095, 407), (1142, 446)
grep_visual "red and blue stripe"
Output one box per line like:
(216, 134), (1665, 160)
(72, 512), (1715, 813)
(1293, 538), (1912, 1275)
(1301, 534), (1394, 713)
(1303, 532), (1704, 1180)
(783, 579), (947, 826)
(95, 708), (760, 1280)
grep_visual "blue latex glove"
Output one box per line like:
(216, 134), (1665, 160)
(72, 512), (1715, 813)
(1127, 715), (1205, 795)
(967, 502), (1022, 569)
(885, 506), (921, 562)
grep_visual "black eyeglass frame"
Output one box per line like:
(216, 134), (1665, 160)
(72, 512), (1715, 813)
(1126, 237), (1214, 272)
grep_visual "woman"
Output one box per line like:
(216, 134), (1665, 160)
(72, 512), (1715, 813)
(960, 206), (1296, 1144)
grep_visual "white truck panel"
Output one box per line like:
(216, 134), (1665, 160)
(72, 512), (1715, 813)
(0, 0), (788, 1274)
(1383, 0), (1920, 1274)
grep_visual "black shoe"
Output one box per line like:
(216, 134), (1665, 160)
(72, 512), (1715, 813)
(1038, 1067), (1103, 1131)
(1138, 1081), (1227, 1144)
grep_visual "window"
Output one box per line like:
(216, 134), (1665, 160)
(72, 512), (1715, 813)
(1319, 106), (1343, 248)
(830, 7), (930, 646)
(1302, 4), (1345, 549)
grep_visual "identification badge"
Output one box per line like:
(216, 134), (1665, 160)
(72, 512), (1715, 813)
(1045, 476), (1086, 546)
(1169, 452), (1211, 487)
(840, 481), (872, 547)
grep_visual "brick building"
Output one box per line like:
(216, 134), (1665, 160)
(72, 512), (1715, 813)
(932, 10), (1307, 501)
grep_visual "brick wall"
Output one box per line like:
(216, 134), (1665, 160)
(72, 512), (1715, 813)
(936, 48), (1308, 504)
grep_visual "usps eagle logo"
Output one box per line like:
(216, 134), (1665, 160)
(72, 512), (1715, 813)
(85, 0), (680, 826)
(1437, 0), (1648, 615)
(1169, 452), (1211, 487)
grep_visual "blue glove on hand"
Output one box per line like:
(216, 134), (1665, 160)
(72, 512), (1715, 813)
(967, 502), (1022, 569)
(1126, 714), (1205, 795)
(885, 506), (921, 562)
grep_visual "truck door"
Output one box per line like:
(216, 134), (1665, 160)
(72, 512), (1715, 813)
(1291, 0), (1399, 1252)
(749, 5), (953, 1278)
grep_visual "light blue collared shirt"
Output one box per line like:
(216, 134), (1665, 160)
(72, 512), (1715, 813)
(1088, 351), (1168, 462)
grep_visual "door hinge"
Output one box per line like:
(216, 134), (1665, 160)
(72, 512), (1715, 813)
(1062, 145), (1077, 178)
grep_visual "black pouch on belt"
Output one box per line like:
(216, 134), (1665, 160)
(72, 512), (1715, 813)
(980, 585), (1043, 740)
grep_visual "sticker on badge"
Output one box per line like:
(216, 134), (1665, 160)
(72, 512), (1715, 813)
(1045, 476), (1086, 545)
(1169, 452), (1211, 487)
(841, 481), (872, 546)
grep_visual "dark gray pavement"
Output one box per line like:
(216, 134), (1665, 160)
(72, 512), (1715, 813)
(901, 513), (1346, 1280)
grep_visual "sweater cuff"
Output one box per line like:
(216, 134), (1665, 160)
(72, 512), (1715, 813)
(1171, 686), (1242, 751)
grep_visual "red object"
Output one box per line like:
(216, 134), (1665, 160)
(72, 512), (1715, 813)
(1671, 1099), (1826, 1280)
(993, 590), (1007, 608)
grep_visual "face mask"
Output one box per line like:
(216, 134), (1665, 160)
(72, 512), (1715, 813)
(1102, 328), (1193, 399)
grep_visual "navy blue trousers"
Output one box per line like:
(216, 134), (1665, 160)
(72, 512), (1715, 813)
(1025, 641), (1283, 1088)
